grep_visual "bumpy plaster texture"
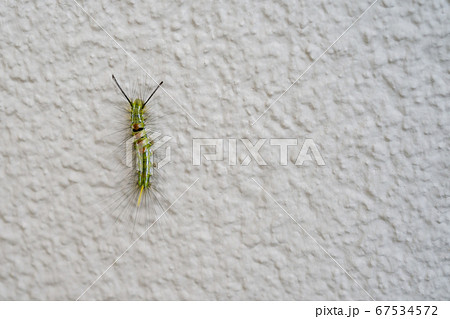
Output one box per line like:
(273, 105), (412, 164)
(0, 0), (448, 300)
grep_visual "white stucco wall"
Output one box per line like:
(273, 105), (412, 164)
(0, 0), (448, 300)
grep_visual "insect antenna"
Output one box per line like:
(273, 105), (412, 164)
(143, 81), (164, 107)
(112, 74), (132, 106)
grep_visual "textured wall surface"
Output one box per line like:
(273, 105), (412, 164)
(0, 0), (449, 300)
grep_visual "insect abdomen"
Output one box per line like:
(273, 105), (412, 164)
(135, 135), (152, 188)
(131, 100), (153, 189)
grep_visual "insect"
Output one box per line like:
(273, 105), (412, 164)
(111, 74), (163, 210)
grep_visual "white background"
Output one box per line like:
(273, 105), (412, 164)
(0, 0), (448, 300)
(2, 302), (450, 319)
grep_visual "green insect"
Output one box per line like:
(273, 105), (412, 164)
(112, 74), (163, 207)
